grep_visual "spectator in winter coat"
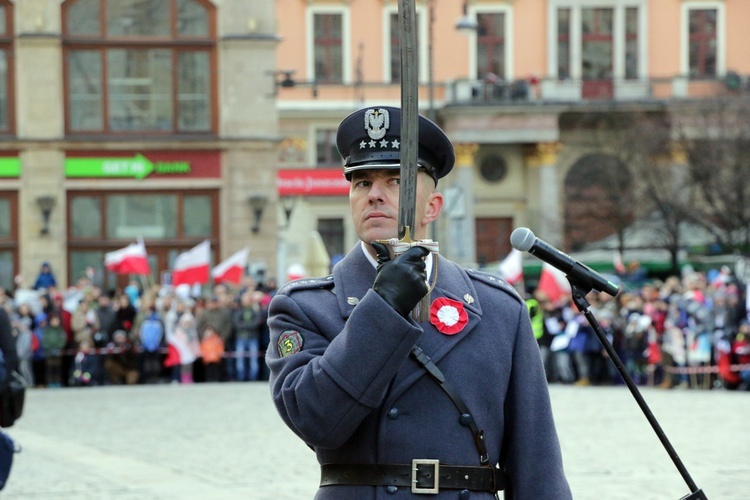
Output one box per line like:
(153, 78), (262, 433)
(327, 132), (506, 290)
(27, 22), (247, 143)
(197, 295), (232, 343)
(231, 291), (264, 381)
(104, 330), (139, 385)
(71, 299), (100, 348)
(115, 294), (137, 334)
(40, 313), (67, 387)
(32, 262), (57, 291)
(95, 293), (119, 346)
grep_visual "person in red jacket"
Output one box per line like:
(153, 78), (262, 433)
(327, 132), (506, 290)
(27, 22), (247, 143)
(732, 321), (750, 390)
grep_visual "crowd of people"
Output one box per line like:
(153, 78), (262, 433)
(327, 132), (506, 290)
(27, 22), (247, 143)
(1, 263), (276, 388)
(2, 260), (749, 391)
(529, 264), (750, 391)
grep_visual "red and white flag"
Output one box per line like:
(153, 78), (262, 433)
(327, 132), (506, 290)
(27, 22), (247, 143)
(211, 248), (248, 285)
(536, 263), (571, 304)
(498, 249), (524, 284)
(172, 240), (211, 286)
(105, 238), (150, 275)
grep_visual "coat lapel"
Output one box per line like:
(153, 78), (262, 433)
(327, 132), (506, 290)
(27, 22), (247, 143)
(332, 244), (377, 319)
(387, 256), (484, 399)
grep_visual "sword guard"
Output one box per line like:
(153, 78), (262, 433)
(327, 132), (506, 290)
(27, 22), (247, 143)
(375, 226), (440, 256)
(375, 226), (439, 322)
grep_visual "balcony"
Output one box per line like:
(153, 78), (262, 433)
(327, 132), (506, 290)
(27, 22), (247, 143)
(274, 73), (750, 115)
(446, 73), (750, 106)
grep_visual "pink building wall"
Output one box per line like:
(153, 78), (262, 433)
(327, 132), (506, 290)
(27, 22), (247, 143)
(276, 0), (750, 100)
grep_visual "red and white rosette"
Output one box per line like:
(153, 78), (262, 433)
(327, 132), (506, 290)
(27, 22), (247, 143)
(430, 297), (468, 335)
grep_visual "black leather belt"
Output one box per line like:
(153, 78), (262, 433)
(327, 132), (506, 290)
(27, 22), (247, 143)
(320, 460), (507, 494)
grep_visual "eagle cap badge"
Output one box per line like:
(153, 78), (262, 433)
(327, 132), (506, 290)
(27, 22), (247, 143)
(364, 108), (389, 141)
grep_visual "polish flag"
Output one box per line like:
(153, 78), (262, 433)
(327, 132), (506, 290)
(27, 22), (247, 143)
(498, 249), (524, 284)
(211, 248), (248, 285)
(172, 240), (211, 286)
(105, 238), (150, 275)
(536, 263), (572, 304)
(163, 319), (199, 367)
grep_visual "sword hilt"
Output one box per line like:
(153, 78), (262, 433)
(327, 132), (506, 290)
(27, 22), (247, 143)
(376, 226), (438, 322)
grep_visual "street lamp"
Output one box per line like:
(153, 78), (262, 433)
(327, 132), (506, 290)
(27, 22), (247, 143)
(455, 1), (478, 34)
(36, 195), (56, 236)
(248, 195), (268, 234)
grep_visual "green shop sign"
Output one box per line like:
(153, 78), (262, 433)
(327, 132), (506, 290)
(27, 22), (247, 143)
(65, 154), (191, 179)
(0, 158), (20, 177)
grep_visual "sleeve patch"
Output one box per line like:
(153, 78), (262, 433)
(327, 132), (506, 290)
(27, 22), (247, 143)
(277, 330), (304, 357)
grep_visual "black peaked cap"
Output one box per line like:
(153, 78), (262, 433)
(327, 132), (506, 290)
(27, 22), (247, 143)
(336, 106), (455, 184)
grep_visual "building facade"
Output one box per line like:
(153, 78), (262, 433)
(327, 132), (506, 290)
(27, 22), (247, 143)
(1, 0), (280, 291)
(274, 0), (750, 273)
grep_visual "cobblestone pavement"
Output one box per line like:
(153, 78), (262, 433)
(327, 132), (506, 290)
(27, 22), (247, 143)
(2, 383), (747, 499)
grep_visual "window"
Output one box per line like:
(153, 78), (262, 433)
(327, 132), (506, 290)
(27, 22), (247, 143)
(479, 155), (508, 183)
(0, 192), (17, 291)
(467, 5), (511, 83)
(551, 1), (644, 82)
(557, 9), (571, 79)
(476, 12), (506, 80)
(384, 6), (427, 83)
(581, 8), (613, 81)
(62, 0), (216, 134)
(68, 190), (218, 286)
(316, 128), (341, 167)
(318, 218), (345, 260)
(688, 9), (717, 77)
(389, 12), (401, 82)
(0, 1), (14, 134)
(624, 8), (638, 80)
(313, 13), (343, 83)
(107, 194), (178, 239)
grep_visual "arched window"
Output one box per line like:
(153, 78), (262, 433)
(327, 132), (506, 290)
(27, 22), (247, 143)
(62, 0), (216, 134)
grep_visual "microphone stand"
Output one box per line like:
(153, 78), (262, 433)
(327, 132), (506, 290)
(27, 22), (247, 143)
(567, 282), (707, 500)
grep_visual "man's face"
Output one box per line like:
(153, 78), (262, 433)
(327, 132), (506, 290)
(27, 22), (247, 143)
(349, 168), (442, 248)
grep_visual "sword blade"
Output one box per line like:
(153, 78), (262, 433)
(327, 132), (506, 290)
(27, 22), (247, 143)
(398, 0), (419, 241)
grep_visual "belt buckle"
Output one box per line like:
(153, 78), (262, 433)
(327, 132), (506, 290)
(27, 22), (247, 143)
(411, 459), (440, 494)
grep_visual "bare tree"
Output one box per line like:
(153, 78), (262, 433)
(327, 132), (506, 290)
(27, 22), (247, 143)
(563, 110), (697, 274)
(672, 97), (750, 250)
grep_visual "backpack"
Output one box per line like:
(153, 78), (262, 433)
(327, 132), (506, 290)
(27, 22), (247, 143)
(0, 351), (26, 428)
(140, 318), (164, 353)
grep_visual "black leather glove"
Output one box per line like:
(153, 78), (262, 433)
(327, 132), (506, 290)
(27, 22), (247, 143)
(371, 241), (430, 317)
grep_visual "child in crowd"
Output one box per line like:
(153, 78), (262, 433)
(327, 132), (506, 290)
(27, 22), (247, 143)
(70, 339), (100, 387)
(165, 312), (199, 384)
(200, 325), (224, 383)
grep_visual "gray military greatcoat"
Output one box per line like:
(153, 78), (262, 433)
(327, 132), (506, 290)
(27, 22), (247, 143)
(267, 245), (572, 499)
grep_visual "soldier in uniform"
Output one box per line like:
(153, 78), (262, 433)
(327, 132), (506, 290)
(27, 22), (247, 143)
(266, 106), (571, 498)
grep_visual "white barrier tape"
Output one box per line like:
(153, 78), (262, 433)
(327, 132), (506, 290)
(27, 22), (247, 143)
(664, 363), (750, 375)
(45, 347), (267, 359)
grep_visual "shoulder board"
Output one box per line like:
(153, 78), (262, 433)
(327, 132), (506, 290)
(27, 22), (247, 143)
(465, 269), (524, 304)
(277, 275), (334, 295)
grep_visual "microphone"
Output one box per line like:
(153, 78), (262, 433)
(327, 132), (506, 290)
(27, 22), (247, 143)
(510, 227), (619, 297)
